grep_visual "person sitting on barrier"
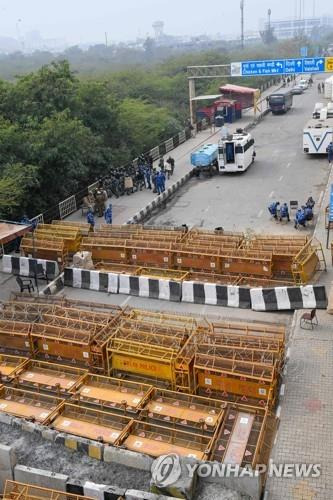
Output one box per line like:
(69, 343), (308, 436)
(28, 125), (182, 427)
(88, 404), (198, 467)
(306, 196), (315, 209)
(268, 201), (280, 219)
(104, 204), (113, 225)
(279, 203), (290, 222)
(86, 209), (95, 230)
(294, 208), (306, 229)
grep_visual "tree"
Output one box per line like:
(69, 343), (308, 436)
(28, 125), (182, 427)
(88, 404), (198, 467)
(0, 163), (39, 218)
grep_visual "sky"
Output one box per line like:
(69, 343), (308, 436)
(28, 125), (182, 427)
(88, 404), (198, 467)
(0, 0), (331, 44)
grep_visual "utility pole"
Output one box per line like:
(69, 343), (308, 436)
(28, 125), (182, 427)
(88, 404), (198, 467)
(105, 32), (108, 47)
(240, 0), (244, 49)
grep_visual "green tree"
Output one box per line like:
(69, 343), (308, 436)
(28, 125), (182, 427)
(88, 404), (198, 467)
(0, 163), (39, 218)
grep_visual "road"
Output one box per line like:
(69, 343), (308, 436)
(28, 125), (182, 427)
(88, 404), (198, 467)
(67, 80), (284, 226)
(147, 76), (331, 235)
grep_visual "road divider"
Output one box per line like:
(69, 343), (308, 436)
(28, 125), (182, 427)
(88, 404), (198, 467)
(250, 285), (327, 311)
(2, 255), (59, 280)
(182, 281), (252, 309)
(61, 268), (327, 311)
(119, 274), (182, 302)
(127, 170), (194, 224)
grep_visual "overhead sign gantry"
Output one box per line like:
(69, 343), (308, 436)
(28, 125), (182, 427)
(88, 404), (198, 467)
(231, 57), (333, 77)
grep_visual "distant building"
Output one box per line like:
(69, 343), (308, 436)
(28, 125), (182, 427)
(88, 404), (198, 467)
(260, 15), (333, 40)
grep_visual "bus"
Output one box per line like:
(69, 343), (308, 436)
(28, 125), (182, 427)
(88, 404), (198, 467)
(268, 90), (293, 114)
(218, 129), (255, 173)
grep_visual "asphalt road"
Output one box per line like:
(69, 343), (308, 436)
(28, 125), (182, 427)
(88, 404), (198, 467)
(147, 75), (331, 235)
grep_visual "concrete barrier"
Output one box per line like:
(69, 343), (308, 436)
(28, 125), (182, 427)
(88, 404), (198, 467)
(0, 444), (16, 493)
(14, 465), (68, 491)
(104, 446), (154, 472)
(2, 255), (59, 280)
(125, 491), (175, 500)
(250, 285), (327, 311)
(182, 281), (252, 309)
(64, 268), (118, 294)
(40, 272), (64, 295)
(127, 170), (194, 224)
(119, 275), (182, 302)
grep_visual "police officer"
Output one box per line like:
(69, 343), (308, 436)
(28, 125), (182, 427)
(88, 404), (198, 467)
(279, 203), (290, 222)
(94, 188), (107, 217)
(104, 204), (113, 225)
(294, 208), (306, 229)
(268, 201), (280, 219)
(327, 141), (333, 165)
(87, 209), (95, 230)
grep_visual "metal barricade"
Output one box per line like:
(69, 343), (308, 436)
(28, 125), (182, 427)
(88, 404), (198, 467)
(58, 195), (77, 219)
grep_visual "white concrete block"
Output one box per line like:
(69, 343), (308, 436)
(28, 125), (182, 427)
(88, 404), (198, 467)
(14, 465), (68, 492)
(103, 446), (153, 471)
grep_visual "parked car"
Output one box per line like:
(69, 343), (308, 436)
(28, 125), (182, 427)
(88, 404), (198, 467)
(291, 85), (304, 95)
(298, 79), (309, 90)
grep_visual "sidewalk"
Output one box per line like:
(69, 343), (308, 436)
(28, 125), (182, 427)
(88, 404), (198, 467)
(68, 81), (283, 225)
(265, 309), (333, 500)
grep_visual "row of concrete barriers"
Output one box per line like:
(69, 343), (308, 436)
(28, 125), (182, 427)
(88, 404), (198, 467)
(63, 268), (327, 311)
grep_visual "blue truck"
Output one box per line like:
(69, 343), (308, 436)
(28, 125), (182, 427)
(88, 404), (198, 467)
(190, 143), (219, 177)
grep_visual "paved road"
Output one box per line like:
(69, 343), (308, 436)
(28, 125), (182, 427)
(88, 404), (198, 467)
(68, 81), (284, 226)
(148, 76), (330, 235)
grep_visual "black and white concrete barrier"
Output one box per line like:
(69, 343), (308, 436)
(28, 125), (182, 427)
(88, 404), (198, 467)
(2, 255), (59, 280)
(182, 281), (252, 308)
(41, 273), (64, 295)
(64, 268), (118, 294)
(250, 285), (327, 311)
(119, 274), (182, 302)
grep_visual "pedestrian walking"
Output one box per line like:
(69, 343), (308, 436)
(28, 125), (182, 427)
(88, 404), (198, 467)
(104, 204), (113, 225)
(167, 156), (175, 175)
(317, 83), (321, 94)
(322, 82), (325, 93)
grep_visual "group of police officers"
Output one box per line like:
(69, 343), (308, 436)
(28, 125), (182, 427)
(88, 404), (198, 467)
(84, 154), (175, 229)
(268, 197), (315, 229)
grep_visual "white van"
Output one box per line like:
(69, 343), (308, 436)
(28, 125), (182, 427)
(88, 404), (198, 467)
(298, 79), (309, 90)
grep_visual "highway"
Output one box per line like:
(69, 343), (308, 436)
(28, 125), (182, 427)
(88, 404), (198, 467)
(147, 75), (331, 234)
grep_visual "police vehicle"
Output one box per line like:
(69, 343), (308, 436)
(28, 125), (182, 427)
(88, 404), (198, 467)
(303, 113), (333, 154)
(218, 129), (255, 173)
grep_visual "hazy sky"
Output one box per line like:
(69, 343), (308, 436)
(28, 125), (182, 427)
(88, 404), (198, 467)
(0, 0), (331, 43)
